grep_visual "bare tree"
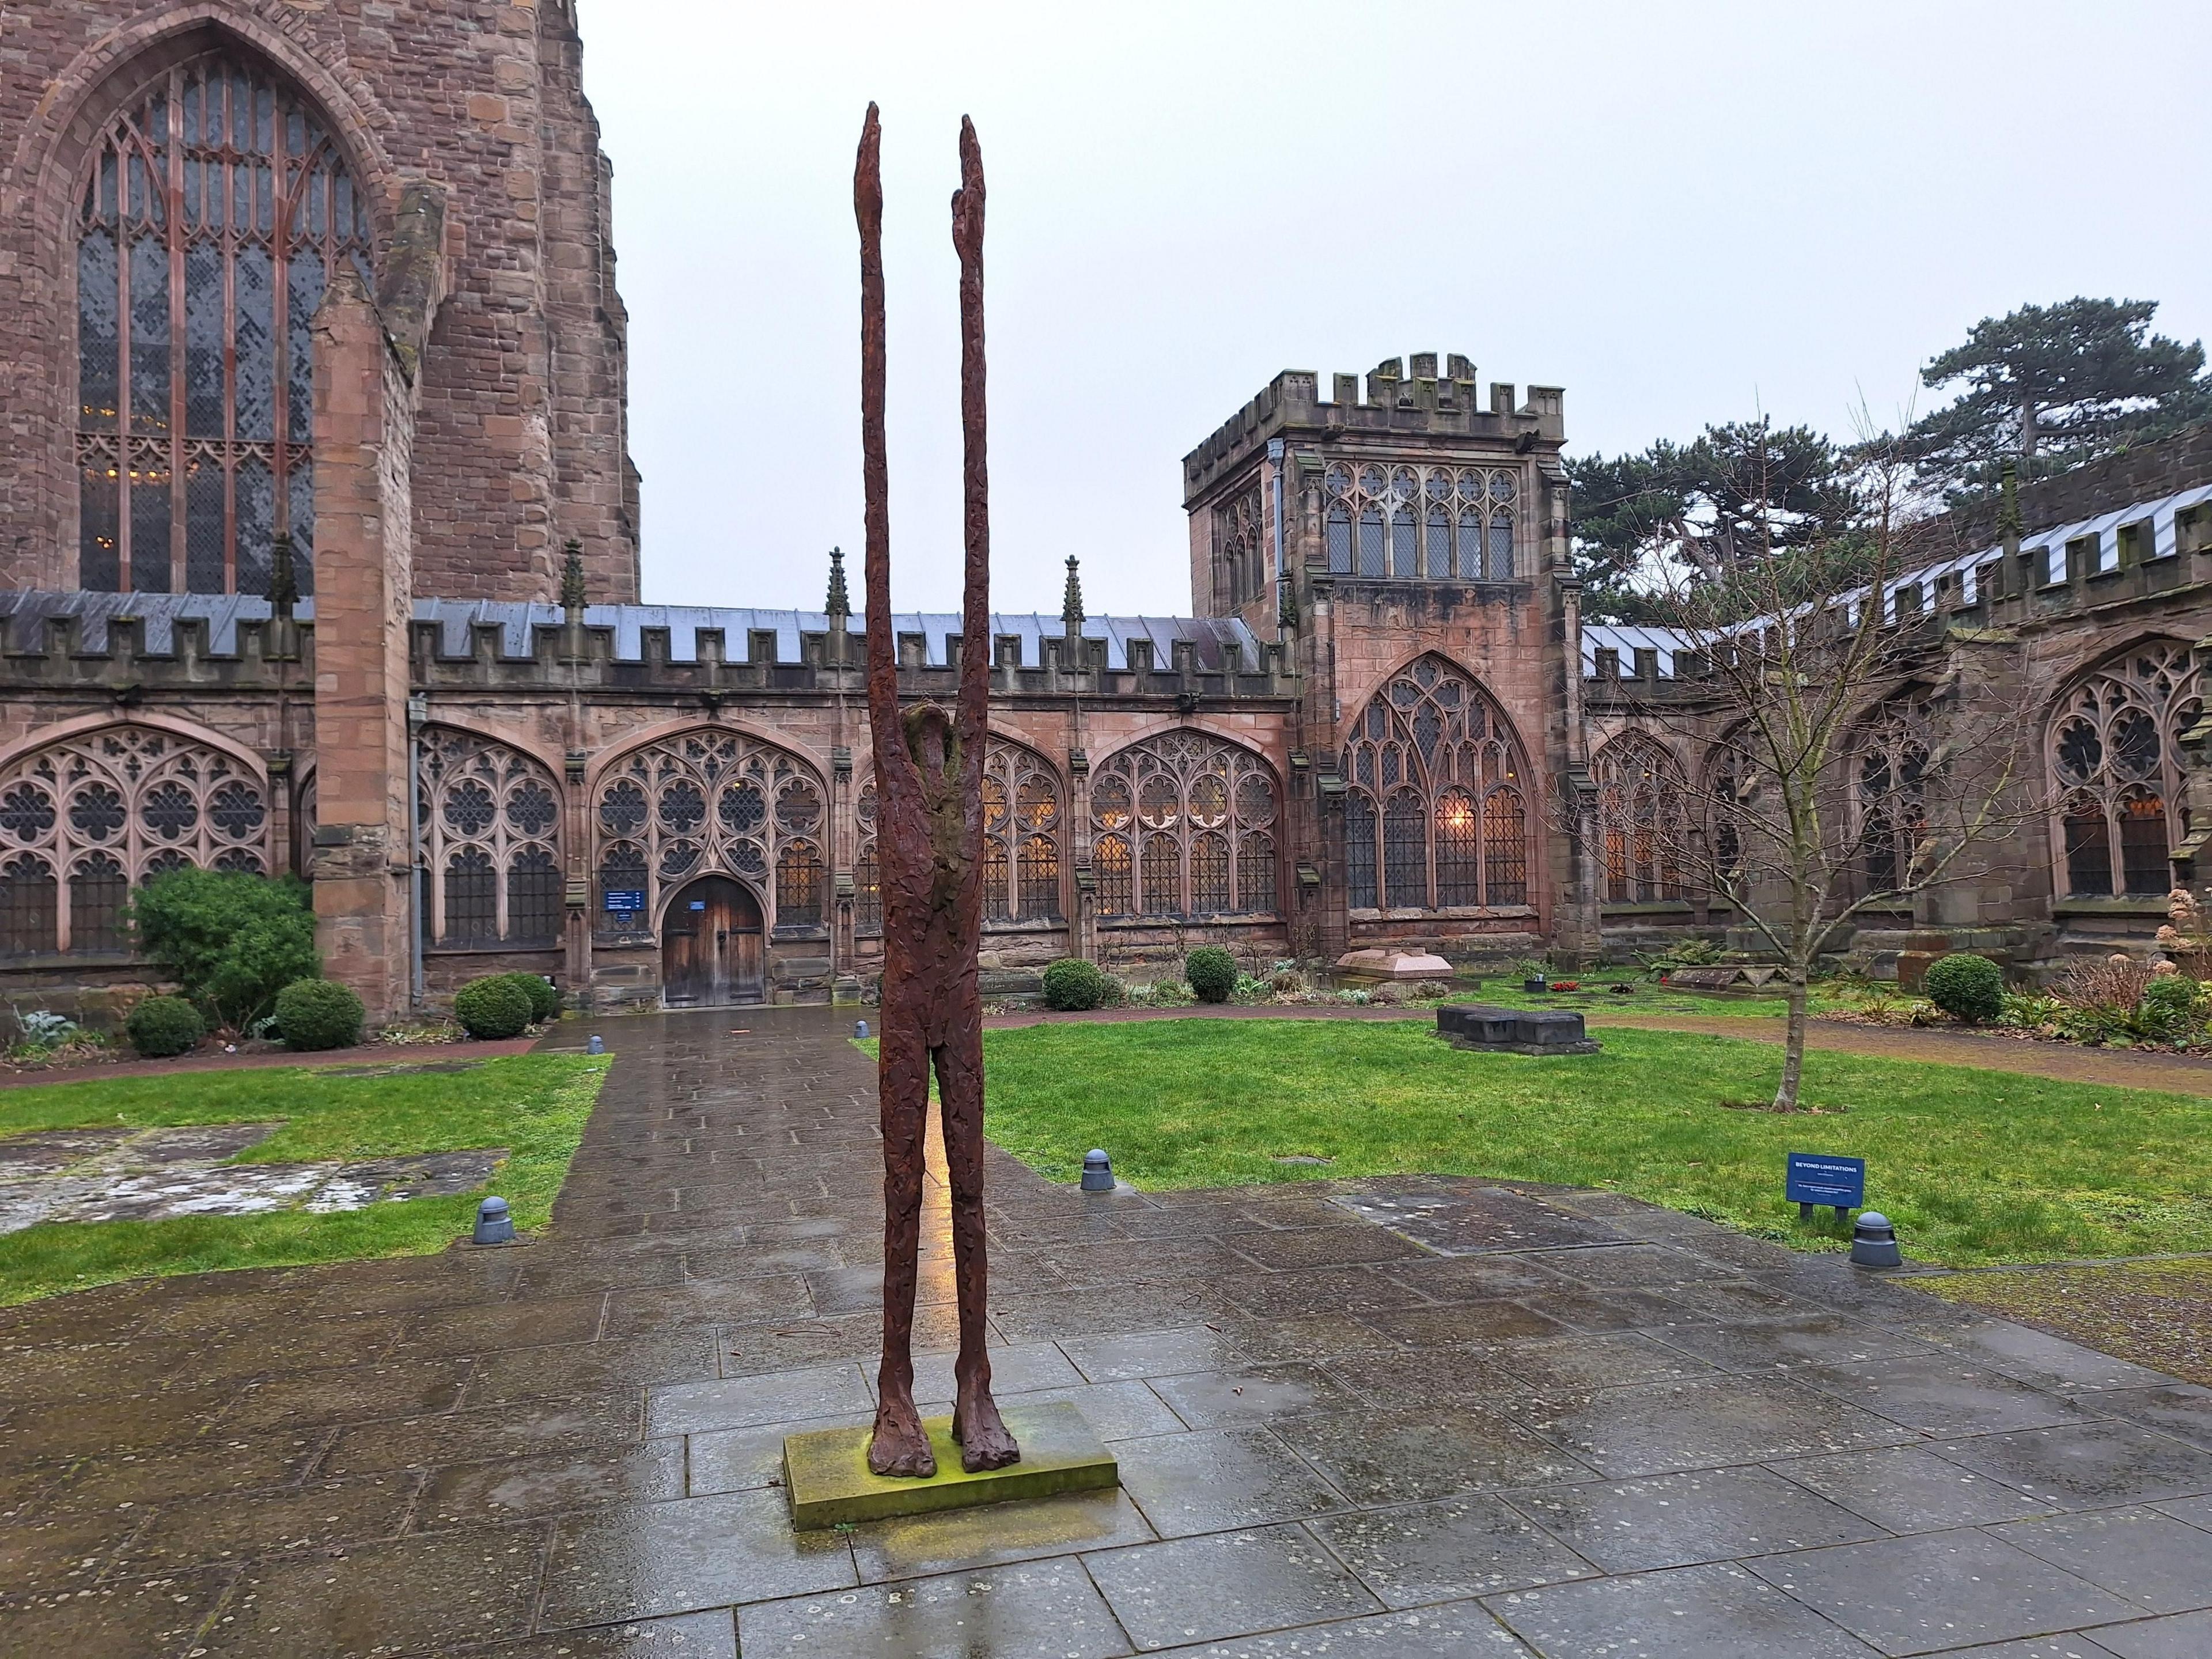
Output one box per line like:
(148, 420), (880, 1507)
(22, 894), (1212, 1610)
(1585, 442), (2042, 1110)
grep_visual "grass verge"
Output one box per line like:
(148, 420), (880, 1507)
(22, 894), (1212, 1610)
(0, 1052), (609, 1305)
(978, 1020), (2211, 1268)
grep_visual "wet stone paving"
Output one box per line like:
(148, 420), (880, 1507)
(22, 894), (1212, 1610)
(3, 1006), (2212, 1656)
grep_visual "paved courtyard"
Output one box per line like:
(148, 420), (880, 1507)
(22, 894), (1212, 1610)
(5, 1006), (2212, 1657)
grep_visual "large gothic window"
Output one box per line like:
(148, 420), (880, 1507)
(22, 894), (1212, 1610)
(416, 729), (563, 948)
(0, 723), (270, 952)
(982, 741), (1065, 923)
(76, 52), (373, 595)
(1323, 463), (1517, 582)
(2049, 642), (2202, 897)
(1343, 656), (1531, 911)
(593, 731), (826, 937)
(1854, 698), (1932, 896)
(1090, 732), (1278, 919)
(1594, 732), (1687, 903)
(853, 784), (881, 935)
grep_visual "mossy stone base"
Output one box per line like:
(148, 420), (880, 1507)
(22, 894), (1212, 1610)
(782, 1400), (1118, 1530)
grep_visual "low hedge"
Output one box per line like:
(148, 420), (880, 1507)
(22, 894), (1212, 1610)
(274, 978), (366, 1052)
(454, 974), (533, 1040)
(1185, 946), (1238, 1004)
(499, 972), (560, 1024)
(125, 995), (204, 1059)
(1041, 957), (1108, 1012)
(1924, 953), (2004, 1024)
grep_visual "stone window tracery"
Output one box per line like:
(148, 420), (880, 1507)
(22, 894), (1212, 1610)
(75, 51), (373, 596)
(982, 741), (1064, 924)
(1217, 484), (1267, 607)
(2048, 641), (2202, 897)
(1594, 732), (1687, 903)
(854, 784), (881, 935)
(1854, 698), (1932, 896)
(415, 729), (563, 948)
(1323, 463), (1517, 582)
(1090, 732), (1278, 919)
(593, 731), (826, 937)
(0, 724), (270, 952)
(1343, 656), (1530, 911)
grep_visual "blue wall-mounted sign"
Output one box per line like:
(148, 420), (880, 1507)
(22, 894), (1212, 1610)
(1786, 1152), (1865, 1219)
(603, 889), (646, 914)
(688, 899), (707, 911)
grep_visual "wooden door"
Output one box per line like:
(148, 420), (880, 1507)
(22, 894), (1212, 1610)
(661, 876), (764, 1006)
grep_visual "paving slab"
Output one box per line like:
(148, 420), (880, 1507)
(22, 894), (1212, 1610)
(1993, 1507), (2212, 1614)
(1507, 1464), (1885, 1573)
(1765, 1444), (2054, 1532)
(1485, 1560), (1884, 1657)
(1930, 1421), (2212, 1510)
(736, 1557), (1133, 1657)
(1085, 1522), (1383, 1651)
(1310, 1493), (1596, 1605)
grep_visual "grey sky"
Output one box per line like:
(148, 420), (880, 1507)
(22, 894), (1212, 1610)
(580, 0), (2212, 618)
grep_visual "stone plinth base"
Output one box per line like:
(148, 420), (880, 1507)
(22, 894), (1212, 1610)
(782, 1400), (1117, 1530)
(1437, 1003), (1600, 1056)
(1336, 948), (1455, 979)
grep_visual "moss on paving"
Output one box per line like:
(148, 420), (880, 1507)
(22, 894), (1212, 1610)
(0, 1052), (609, 1305)
(980, 1020), (2212, 1270)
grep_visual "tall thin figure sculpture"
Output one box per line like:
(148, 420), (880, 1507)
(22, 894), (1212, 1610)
(855, 105), (1019, 1478)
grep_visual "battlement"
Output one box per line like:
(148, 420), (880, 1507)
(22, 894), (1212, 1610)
(1184, 354), (1567, 503)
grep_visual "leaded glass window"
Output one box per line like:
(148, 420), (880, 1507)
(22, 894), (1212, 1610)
(2047, 641), (2201, 897)
(1319, 464), (1521, 584)
(977, 740), (1063, 923)
(1341, 656), (1532, 911)
(854, 784), (881, 934)
(1594, 732), (1687, 903)
(416, 728), (563, 948)
(594, 730), (825, 935)
(1089, 732), (1278, 918)
(0, 722), (270, 950)
(0, 855), (57, 956)
(1854, 698), (1931, 898)
(75, 52), (372, 594)
(1215, 483), (1267, 605)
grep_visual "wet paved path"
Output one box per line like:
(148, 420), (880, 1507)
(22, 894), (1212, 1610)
(4, 1006), (2212, 1656)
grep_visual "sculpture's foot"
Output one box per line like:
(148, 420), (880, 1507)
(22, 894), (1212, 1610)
(950, 1385), (1021, 1472)
(868, 1392), (936, 1479)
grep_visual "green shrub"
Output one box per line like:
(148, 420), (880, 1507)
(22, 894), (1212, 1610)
(1185, 946), (1237, 1004)
(1040, 957), (1108, 1012)
(1923, 953), (2005, 1024)
(453, 974), (533, 1040)
(499, 972), (560, 1024)
(2133, 973), (2205, 1044)
(274, 978), (365, 1051)
(131, 869), (317, 1031)
(125, 995), (204, 1059)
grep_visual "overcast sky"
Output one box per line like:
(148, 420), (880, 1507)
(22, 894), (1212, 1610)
(578, 0), (2212, 619)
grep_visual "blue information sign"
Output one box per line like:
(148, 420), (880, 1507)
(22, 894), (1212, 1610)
(1786, 1152), (1865, 1219)
(603, 889), (646, 914)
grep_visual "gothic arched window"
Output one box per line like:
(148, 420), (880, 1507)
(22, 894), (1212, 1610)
(593, 730), (825, 936)
(416, 729), (563, 948)
(853, 783), (881, 934)
(0, 723), (270, 951)
(1594, 732), (1688, 903)
(1854, 698), (1933, 896)
(1090, 732), (1278, 919)
(1321, 463), (1520, 582)
(1216, 484), (1266, 605)
(1342, 656), (1532, 912)
(981, 741), (1065, 924)
(2048, 641), (2202, 897)
(76, 51), (373, 596)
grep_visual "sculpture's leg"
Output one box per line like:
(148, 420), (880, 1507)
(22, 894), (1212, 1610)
(934, 1023), (1018, 1471)
(869, 1006), (935, 1478)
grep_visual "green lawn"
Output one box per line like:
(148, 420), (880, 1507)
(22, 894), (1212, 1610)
(979, 1020), (2212, 1268)
(0, 1052), (609, 1305)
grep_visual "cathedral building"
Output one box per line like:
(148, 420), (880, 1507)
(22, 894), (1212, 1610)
(3, 1), (2210, 1024)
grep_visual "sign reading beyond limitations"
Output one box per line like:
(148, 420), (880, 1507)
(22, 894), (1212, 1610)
(603, 889), (645, 914)
(1786, 1152), (1866, 1221)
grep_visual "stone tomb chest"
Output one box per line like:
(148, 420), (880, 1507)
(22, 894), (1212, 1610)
(1437, 1003), (1600, 1056)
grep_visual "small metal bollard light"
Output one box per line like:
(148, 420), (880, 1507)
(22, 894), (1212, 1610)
(855, 1019), (870, 1040)
(586, 1034), (604, 1055)
(472, 1195), (516, 1245)
(1081, 1149), (1114, 1192)
(1849, 1210), (1903, 1269)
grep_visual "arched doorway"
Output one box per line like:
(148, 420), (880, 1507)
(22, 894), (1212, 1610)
(661, 875), (763, 1007)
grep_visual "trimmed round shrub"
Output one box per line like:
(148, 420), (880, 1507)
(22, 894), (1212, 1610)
(1184, 946), (1237, 1004)
(1923, 953), (2004, 1024)
(1040, 957), (1108, 1012)
(274, 978), (365, 1052)
(499, 972), (560, 1024)
(2134, 972), (2203, 1043)
(453, 974), (533, 1040)
(126, 995), (204, 1059)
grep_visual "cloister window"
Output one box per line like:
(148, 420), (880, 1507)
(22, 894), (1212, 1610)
(593, 731), (826, 937)
(854, 785), (881, 934)
(415, 729), (563, 948)
(1854, 698), (1931, 896)
(1594, 732), (1687, 903)
(1343, 655), (1531, 910)
(2049, 641), (2202, 897)
(982, 741), (1065, 923)
(76, 52), (373, 595)
(0, 723), (270, 951)
(1323, 462), (1518, 581)
(1090, 732), (1278, 919)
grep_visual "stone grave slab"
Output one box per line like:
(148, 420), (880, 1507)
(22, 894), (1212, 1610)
(1437, 1003), (1600, 1055)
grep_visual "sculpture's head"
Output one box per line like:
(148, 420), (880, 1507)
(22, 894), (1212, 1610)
(903, 703), (960, 803)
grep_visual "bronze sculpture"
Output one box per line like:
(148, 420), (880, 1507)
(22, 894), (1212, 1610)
(856, 105), (1018, 1478)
